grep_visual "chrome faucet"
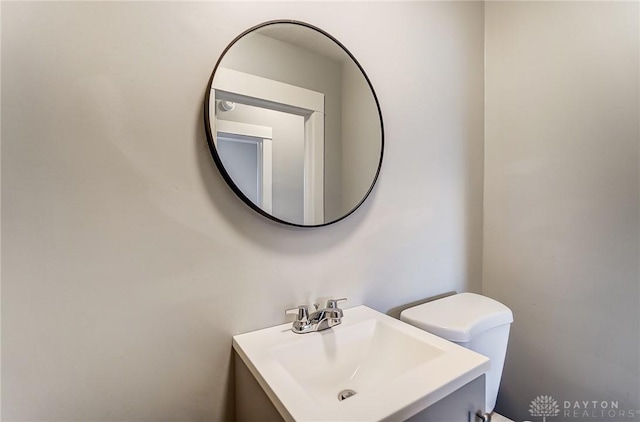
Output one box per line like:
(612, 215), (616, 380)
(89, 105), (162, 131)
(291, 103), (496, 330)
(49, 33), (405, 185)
(285, 298), (347, 334)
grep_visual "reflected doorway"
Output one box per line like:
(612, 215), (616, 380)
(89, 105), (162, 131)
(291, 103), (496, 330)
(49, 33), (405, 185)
(216, 120), (273, 213)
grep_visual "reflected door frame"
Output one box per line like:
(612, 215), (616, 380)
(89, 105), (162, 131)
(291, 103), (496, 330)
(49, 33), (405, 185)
(216, 120), (273, 213)
(211, 67), (324, 225)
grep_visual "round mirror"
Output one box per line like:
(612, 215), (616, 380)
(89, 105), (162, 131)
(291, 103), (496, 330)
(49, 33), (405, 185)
(204, 20), (384, 227)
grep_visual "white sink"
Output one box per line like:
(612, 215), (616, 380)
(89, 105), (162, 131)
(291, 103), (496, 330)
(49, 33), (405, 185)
(233, 305), (490, 422)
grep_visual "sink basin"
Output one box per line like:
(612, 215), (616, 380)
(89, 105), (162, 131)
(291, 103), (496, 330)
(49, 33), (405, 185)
(233, 305), (490, 421)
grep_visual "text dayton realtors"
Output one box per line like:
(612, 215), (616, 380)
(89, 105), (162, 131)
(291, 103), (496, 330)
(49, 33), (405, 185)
(563, 401), (638, 419)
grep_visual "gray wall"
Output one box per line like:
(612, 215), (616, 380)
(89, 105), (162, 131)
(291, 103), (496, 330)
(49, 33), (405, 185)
(484, 2), (640, 421)
(1, 2), (485, 420)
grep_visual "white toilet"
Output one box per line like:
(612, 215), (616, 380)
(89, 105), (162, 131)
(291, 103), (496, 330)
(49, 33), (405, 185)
(400, 293), (514, 420)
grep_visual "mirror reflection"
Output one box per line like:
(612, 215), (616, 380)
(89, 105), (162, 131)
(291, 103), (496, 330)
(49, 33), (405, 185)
(205, 21), (383, 227)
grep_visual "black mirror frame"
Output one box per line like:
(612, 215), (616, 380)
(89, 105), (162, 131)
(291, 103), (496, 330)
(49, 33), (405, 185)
(203, 19), (384, 228)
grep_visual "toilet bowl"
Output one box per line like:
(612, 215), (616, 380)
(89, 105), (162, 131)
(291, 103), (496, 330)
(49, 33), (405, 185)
(400, 293), (513, 417)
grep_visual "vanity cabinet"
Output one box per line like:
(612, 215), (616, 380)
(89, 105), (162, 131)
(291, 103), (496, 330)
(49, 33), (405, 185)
(235, 354), (486, 422)
(405, 375), (485, 422)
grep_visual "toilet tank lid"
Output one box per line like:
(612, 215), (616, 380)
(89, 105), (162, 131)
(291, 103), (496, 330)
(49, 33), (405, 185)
(400, 293), (513, 343)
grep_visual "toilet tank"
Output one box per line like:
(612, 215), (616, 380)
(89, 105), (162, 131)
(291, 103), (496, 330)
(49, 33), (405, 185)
(400, 293), (513, 413)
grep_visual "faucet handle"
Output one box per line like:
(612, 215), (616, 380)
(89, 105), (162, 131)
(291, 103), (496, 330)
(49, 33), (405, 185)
(285, 305), (309, 323)
(326, 298), (347, 309)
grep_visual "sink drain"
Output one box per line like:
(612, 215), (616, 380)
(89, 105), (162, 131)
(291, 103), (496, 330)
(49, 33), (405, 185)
(338, 389), (357, 401)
